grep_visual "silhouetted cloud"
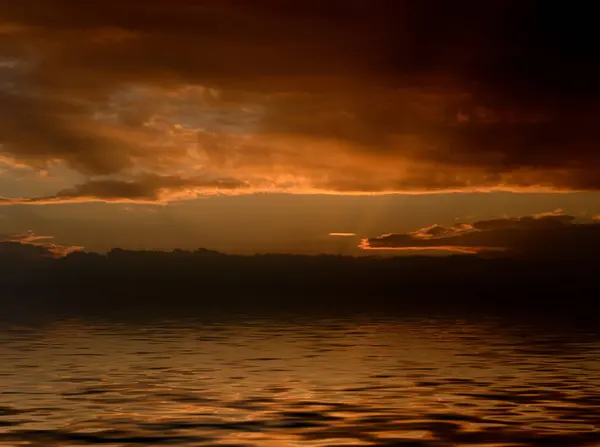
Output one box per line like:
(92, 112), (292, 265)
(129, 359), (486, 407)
(0, 230), (82, 257)
(1, 1), (599, 199)
(0, 173), (248, 204)
(362, 212), (600, 256)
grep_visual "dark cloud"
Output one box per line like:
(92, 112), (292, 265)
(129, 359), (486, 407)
(471, 212), (576, 231)
(0, 230), (82, 257)
(363, 212), (600, 256)
(1, 1), (599, 197)
(0, 174), (248, 204)
(0, 89), (136, 174)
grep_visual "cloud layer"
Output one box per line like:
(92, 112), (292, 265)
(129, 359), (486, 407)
(1, 1), (599, 201)
(0, 174), (248, 204)
(362, 212), (600, 256)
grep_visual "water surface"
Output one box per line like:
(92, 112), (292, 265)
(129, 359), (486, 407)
(0, 313), (598, 446)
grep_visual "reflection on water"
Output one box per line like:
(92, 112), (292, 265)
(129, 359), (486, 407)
(0, 313), (598, 446)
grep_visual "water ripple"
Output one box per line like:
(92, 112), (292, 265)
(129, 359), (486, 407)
(0, 315), (598, 446)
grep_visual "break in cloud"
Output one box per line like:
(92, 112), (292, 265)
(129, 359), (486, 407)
(362, 211), (600, 256)
(0, 230), (82, 257)
(1, 1), (599, 202)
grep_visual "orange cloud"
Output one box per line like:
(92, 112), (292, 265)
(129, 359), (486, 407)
(1, 1), (599, 202)
(358, 240), (483, 254)
(0, 173), (249, 205)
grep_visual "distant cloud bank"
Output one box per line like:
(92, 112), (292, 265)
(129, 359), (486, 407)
(362, 211), (600, 256)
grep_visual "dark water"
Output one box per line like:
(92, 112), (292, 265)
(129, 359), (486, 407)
(0, 314), (599, 446)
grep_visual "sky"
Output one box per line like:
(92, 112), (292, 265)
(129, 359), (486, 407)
(1, 1), (599, 255)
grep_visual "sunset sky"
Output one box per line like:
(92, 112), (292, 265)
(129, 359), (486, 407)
(1, 1), (599, 254)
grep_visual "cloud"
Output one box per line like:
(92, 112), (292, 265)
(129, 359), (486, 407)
(0, 1), (599, 199)
(411, 223), (474, 239)
(329, 233), (357, 237)
(470, 211), (576, 231)
(362, 212), (600, 256)
(0, 173), (249, 204)
(358, 242), (483, 255)
(0, 230), (82, 257)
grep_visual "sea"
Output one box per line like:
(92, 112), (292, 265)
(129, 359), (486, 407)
(0, 310), (598, 446)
